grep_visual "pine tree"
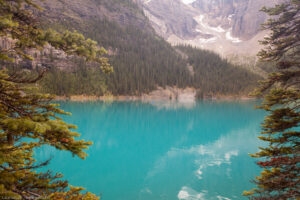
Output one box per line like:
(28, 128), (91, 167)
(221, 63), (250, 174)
(0, 0), (112, 199)
(243, 1), (300, 199)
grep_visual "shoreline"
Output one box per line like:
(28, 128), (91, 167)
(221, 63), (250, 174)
(54, 94), (257, 102)
(54, 87), (257, 102)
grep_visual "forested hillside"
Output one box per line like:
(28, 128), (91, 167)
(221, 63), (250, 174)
(176, 46), (261, 97)
(29, 0), (261, 97)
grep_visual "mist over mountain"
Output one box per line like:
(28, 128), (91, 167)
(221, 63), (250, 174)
(141, 0), (281, 56)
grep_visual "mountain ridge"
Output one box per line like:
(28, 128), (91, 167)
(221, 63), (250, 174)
(6, 0), (262, 98)
(140, 0), (282, 56)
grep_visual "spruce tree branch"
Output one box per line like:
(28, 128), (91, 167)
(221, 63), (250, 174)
(0, 158), (51, 172)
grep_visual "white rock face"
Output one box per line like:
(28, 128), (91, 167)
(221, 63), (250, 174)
(141, 0), (282, 56)
(141, 86), (197, 110)
(225, 30), (242, 43)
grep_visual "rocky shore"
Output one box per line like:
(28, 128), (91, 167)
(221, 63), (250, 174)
(55, 86), (255, 102)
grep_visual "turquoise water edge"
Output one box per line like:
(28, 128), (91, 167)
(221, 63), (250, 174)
(36, 100), (265, 200)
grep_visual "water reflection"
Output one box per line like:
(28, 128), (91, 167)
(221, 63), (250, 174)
(144, 123), (263, 200)
(147, 99), (196, 110)
(36, 100), (265, 200)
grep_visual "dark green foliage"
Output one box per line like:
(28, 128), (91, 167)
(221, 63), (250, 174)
(0, 0), (112, 199)
(38, 16), (261, 97)
(176, 45), (261, 96)
(40, 60), (107, 96)
(244, 1), (300, 199)
(0, 70), (98, 199)
(42, 18), (190, 95)
(256, 61), (276, 74)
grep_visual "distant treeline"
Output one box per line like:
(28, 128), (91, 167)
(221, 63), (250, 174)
(36, 17), (261, 97)
(176, 46), (261, 97)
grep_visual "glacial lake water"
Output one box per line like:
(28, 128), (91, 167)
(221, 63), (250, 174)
(36, 100), (266, 200)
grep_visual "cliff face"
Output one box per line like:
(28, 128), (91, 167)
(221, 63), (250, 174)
(20, 0), (156, 71)
(34, 0), (153, 33)
(191, 0), (280, 40)
(231, 0), (281, 39)
(142, 0), (198, 39)
(2, 0), (262, 96)
(27, 0), (281, 57)
(142, 0), (198, 38)
(141, 0), (282, 56)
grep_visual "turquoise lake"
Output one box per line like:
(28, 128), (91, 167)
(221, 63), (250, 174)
(36, 100), (266, 200)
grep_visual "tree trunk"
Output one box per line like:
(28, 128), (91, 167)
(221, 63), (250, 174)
(7, 132), (14, 145)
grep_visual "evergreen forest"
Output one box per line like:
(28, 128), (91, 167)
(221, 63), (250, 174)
(35, 17), (261, 97)
(9, 2), (261, 98)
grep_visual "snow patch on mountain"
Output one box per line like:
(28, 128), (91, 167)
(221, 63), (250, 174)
(198, 37), (217, 43)
(181, 0), (197, 5)
(141, 0), (278, 56)
(195, 15), (225, 33)
(226, 31), (242, 43)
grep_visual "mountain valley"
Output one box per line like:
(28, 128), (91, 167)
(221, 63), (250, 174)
(5, 0), (272, 98)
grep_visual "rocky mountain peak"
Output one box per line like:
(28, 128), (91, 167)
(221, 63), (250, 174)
(141, 0), (282, 56)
